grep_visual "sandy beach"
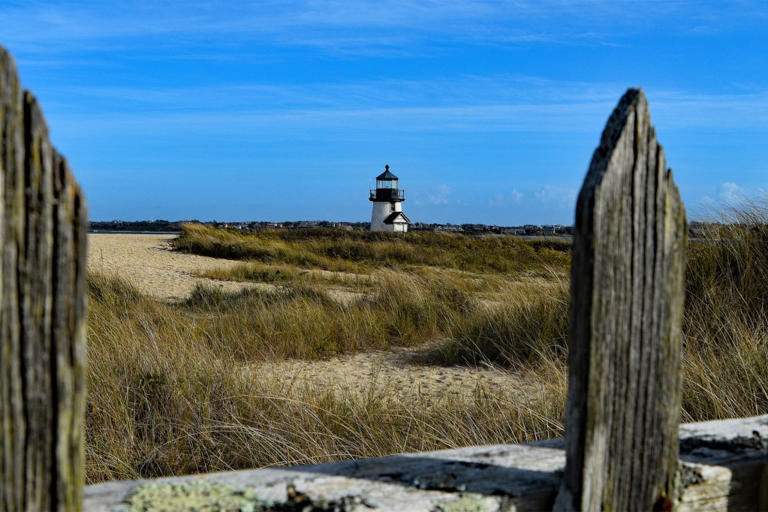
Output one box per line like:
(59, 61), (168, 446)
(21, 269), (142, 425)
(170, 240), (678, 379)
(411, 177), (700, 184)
(88, 233), (260, 300)
(87, 233), (523, 399)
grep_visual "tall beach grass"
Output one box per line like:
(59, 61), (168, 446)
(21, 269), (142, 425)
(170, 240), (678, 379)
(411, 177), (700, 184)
(86, 272), (567, 482)
(86, 207), (768, 482)
(681, 201), (768, 420)
(172, 223), (571, 276)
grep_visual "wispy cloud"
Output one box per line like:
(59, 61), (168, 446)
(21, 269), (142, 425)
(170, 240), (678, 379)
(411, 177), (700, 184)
(695, 182), (768, 218)
(427, 184), (451, 205)
(489, 189), (524, 208)
(720, 182), (745, 203)
(3, 0), (766, 56)
(535, 185), (578, 207)
(39, 76), (768, 140)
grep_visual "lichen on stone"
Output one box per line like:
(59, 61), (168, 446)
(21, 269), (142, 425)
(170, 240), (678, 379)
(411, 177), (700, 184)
(116, 481), (269, 512)
(433, 494), (488, 512)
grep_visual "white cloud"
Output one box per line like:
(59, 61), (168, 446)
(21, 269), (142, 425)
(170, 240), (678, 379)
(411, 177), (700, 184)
(719, 182), (744, 203)
(489, 189), (524, 207)
(534, 185), (577, 207)
(716, 182), (768, 204)
(427, 183), (451, 205)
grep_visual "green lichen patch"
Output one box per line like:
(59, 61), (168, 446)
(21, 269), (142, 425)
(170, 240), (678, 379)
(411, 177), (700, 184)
(117, 481), (269, 512)
(433, 494), (489, 512)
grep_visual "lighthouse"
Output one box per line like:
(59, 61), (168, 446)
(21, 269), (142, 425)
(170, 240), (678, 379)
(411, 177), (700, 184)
(369, 165), (410, 232)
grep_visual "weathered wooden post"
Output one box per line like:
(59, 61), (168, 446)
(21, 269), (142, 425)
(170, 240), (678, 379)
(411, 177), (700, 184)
(1, 47), (87, 511)
(555, 89), (687, 511)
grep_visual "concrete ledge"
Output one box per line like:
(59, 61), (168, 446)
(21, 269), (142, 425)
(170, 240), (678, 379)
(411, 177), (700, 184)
(85, 415), (768, 511)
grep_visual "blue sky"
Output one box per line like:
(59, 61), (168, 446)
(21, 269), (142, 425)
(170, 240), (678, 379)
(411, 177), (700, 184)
(2, 1), (767, 224)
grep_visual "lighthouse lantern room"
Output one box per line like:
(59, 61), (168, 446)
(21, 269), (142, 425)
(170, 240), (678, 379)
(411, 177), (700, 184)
(369, 165), (410, 232)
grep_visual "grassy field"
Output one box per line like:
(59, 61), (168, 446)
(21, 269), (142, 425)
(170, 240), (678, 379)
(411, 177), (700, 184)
(86, 272), (569, 481)
(86, 213), (768, 482)
(171, 223), (571, 275)
(681, 203), (768, 421)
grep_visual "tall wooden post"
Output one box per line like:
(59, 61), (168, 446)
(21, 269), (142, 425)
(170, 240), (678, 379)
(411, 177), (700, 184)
(1, 47), (87, 511)
(555, 89), (687, 511)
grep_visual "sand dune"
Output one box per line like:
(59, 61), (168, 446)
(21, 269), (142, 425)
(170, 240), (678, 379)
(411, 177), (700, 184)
(88, 233), (266, 300)
(87, 233), (523, 399)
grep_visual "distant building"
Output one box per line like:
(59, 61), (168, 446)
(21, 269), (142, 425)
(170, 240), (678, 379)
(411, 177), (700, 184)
(369, 165), (410, 232)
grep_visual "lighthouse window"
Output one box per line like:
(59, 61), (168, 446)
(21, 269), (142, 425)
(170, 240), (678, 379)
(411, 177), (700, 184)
(377, 179), (397, 189)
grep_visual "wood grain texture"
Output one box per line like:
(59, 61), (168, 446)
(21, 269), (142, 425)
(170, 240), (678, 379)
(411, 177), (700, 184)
(0, 46), (87, 512)
(555, 88), (687, 512)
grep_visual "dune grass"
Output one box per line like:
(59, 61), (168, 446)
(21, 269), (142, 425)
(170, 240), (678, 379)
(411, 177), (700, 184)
(198, 260), (373, 291)
(680, 202), (768, 420)
(434, 203), (768, 420)
(86, 272), (566, 482)
(431, 281), (570, 369)
(86, 210), (768, 482)
(172, 223), (570, 275)
(89, 270), (463, 364)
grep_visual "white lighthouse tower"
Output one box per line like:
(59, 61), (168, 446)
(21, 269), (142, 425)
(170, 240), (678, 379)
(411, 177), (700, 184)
(369, 165), (410, 232)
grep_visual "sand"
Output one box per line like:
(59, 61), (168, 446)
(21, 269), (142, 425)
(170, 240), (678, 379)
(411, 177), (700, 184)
(89, 233), (261, 300)
(89, 233), (365, 304)
(253, 345), (527, 401)
(88, 233), (523, 400)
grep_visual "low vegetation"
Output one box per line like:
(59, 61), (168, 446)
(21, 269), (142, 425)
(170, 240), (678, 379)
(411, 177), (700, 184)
(86, 272), (567, 482)
(681, 202), (768, 420)
(198, 260), (372, 291)
(86, 207), (768, 482)
(172, 222), (570, 275)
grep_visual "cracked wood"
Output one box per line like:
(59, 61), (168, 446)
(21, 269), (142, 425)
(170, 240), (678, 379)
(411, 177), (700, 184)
(0, 46), (87, 512)
(556, 88), (687, 512)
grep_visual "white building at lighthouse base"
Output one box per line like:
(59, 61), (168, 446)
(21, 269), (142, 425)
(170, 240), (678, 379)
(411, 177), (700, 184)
(371, 200), (410, 232)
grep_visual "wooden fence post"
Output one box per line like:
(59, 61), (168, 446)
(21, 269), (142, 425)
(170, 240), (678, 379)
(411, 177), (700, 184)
(555, 89), (687, 511)
(1, 47), (87, 511)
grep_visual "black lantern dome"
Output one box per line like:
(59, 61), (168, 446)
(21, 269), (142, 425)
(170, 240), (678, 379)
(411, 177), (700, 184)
(370, 165), (405, 202)
(376, 165), (399, 181)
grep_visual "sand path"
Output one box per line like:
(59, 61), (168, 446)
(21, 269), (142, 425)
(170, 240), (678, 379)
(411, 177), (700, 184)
(253, 346), (528, 401)
(88, 233), (523, 399)
(89, 233), (365, 303)
(88, 233), (263, 300)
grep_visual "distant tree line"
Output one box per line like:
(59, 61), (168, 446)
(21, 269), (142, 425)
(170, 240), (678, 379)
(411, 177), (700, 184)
(90, 218), (722, 238)
(89, 219), (580, 236)
(89, 219), (186, 232)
